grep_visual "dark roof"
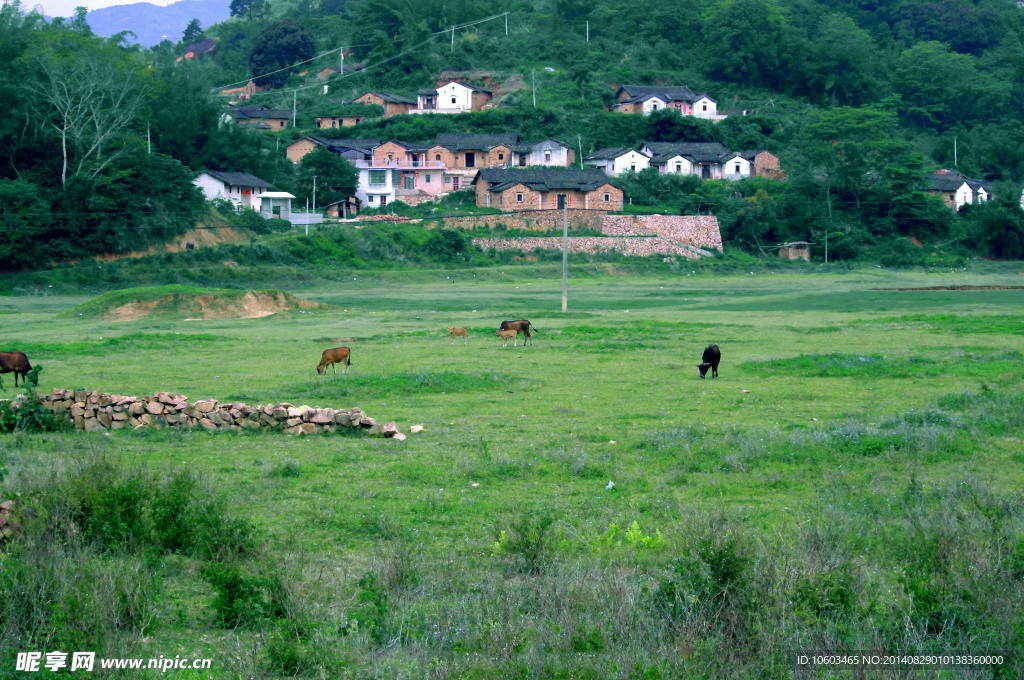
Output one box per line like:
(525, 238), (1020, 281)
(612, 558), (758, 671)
(474, 168), (614, 193)
(584, 147), (646, 161)
(925, 172), (991, 193)
(617, 84), (698, 103)
(740, 149), (774, 161)
(182, 38), (216, 55)
(232, 105), (291, 120)
(203, 170), (272, 188)
(417, 88), (438, 95)
(305, 136), (381, 151)
(359, 91), (415, 104)
(643, 141), (728, 163)
(435, 133), (518, 152)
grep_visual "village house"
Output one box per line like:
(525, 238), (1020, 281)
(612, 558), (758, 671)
(194, 171), (274, 211)
(357, 140), (446, 207)
(583, 148), (651, 177)
(176, 37), (216, 63)
(286, 136), (380, 165)
(926, 171), (991, 210)
(413, 81), (493, 114)
(513, 139), (576, 167)
(324, 196), (361, 219)
(473, 168), (623, 211)
(353, 92), (416, 117)
(614, 85), (722, 119)
(636, 142), (780, 180)
(741, 149), (784, 178)
(314, 112), (372, 129)
(227, 104), (291, 130)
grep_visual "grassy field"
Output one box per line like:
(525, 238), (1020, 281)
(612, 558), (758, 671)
(2, 265), (1023, 679)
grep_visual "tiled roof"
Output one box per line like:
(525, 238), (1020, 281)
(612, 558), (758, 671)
(617, 84), (698, 103)
(643, 142), (728, 163)
(203, 170), (272, 188)
(584, 147), (645, 161)
(306, 137), (381, 151)
(435, 133), (518, 151)
(232, 105), (291, 120)
(443, 80), (493, 94)
(360, 91), (415, 104)
(475, 168), (613, 193)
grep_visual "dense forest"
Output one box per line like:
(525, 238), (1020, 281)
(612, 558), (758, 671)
(3, 0), (1024, 271)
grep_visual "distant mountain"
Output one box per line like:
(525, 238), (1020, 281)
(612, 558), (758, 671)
(86, 0), (231, 47)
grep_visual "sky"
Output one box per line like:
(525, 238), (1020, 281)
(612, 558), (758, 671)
(34, 0), (179, 19)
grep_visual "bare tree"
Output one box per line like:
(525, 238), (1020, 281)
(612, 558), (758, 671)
(32, 58), (146, 186)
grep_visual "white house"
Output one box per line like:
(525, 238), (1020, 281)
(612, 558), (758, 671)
(720, 153), (753, 179)
(639, 95), (670, 115)
(257, 191), (296, 220)
(413, 81), (493, 114)
(513, 139), (576, 167)
(583, 148), (651, 177)
(693, 96), (719, 119)
(355, 167), (399, 208)
(926, 172), (991, 210)
(194, 171), (273, 211)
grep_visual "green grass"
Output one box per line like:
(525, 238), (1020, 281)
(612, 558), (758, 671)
(2, 266), (1024, 678)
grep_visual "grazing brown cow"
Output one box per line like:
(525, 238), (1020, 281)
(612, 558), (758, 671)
(317, 347), (352, 375)
(447, 327), (468, 345)
(495, 329), (519, 347)
(498, 319), (538, 346)
(697, 344), (721, 379)
(0, 351), (32, 387)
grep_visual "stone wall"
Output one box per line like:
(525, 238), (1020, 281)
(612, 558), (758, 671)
(444, 209), (606, 232)
(473, 237), (707, 259)
(37, 389), (402, 437)
(601, 214), (723, 250)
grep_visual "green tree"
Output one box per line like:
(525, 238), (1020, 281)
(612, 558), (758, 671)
(249, 20), (316, 88)
(802, 13), (879, 106)
(294, 146), (357, 209)
(182, 18), (204, 44)
(701, 0), (785, 88)
(229, 0), (267, 21)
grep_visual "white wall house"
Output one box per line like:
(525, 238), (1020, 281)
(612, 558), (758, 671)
(659, 155), (694, 175)
(693, 96), (718, 119)
(583, 148), (651, 177)
(355, 167), (398, 208)
(194, 171), (272, 211)
(413, 81), (492, 114)
(515, 139), (575, 167)
(720, 154), (753, 179)
(641, 96), (669, 115)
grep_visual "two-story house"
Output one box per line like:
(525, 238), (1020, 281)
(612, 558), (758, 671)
(195, 170), (277, 212)
(413, 81), (493, 114)
(356, 140), (446, 207)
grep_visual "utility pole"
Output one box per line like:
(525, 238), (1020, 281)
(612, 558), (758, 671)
(532, 69), (536, 108)
(340, 48), (344, 75)
(451, 26), (455, 52)
(562, 199), (568, 312)
(577, 134), (583, 169)
(146, 123), (151, 154)
(292, 91), (297, 128)
(505, 13), (508, 35)
(312, 174), (317, 214)
(954, 136), (958, 166)
(586, 21), (589, 41)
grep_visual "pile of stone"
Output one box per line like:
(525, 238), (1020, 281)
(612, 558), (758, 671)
(473, 236), (705, 258)
(601, 215), (723, 250)
(0, 500), (16, 544)
(38, 389), (396, 437)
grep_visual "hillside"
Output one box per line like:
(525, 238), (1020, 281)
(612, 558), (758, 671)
(86, 0), (231, 46)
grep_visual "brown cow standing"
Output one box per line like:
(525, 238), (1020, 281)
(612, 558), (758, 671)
(447, 327), (468, 345)
(0, 351), (32, 387)
(494, 329), (519, 347)
(317, 347), (352, 375)
(498, 319), (538, 346)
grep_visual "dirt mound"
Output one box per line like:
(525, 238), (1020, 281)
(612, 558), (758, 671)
(72, 286), (322, 321)
(94, 226), (248, 261)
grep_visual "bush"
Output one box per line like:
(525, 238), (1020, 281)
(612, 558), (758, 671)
(0, 393), (67, 434)
(200, 562), (288, 628)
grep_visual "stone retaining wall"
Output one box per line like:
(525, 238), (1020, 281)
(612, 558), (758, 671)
(37, 389), (400, 437)
(445, 211), (723, 256)
(474, 237), (705, 258)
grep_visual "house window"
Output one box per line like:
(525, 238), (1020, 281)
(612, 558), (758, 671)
(498, 153), (504, 161)
(444, 176), (452, 184)
(280, 121), (285, 127)
(675, 163), (682, 173)
(544, 150), (551, 162)
(516, 193), (524, 202)
(630, 164), (636, 172)
(436, 153), (441, 161)
(451, 97), (457, 104)
(387, 154), (393, 162)
(486, 193), (492, 206)
(702, 104), (707, 111)
(519, 155), (527, 167)
(425, 173), (431, 183)
(369, 170), (386, 186)
(556, 194), (567, 209)
(316, 120), (322, 128)
(734, 162), (741, 174)
(465, 152), (475, 168)
(603, 193), (610, 202)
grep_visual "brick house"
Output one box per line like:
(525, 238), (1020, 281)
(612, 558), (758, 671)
(741, 150), (784, 178)
(314, 113), (371, 129)
(228, 104), (291, 130)
(286, 136), (379, 164)
(473, 169), (623, 211)
(353, 92), (416, 117)
(614, 85), (721, 119)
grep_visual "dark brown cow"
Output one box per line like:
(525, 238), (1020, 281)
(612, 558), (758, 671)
(697, 344), (721, 379)
(498, 319), (538, 346)
(317, 347), (352, 375)
(0, 351), (32, 387)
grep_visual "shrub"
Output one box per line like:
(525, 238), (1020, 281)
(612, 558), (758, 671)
(200, 562), (288, 628)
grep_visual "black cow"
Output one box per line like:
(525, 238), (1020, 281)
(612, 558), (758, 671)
(697, 344), (720, 379)
(498, 319), (538, 346)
